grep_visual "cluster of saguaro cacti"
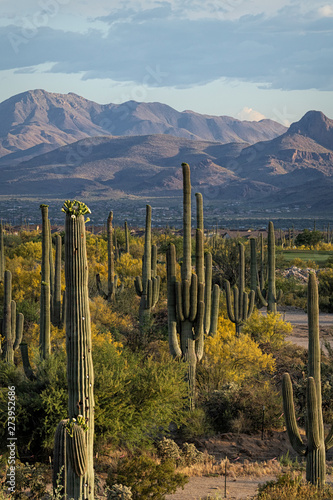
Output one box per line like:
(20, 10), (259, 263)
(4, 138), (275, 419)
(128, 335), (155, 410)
(53, 199), (94, 500)
(256, 221), (282, 313)
(135, 204), (160, 331)
(166, 163), (219, 410)
(225, 242), (255, 334)
(1, 270), (24, 364)
(96, 211), (122, 302)
(282, 272), (333, 486)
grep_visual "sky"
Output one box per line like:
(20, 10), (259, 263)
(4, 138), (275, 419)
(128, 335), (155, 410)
(0, 0), (332, 125)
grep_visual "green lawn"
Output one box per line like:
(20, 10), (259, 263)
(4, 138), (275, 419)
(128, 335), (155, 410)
(280, 249), (333, 265)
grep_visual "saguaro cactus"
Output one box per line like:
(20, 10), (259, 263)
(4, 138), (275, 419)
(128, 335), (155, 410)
(225, 243), (255, 335)
(2, 270), (24, 364)
(0, 221), (4, 282)
(135, 204), (160, 332)
(256, 221), (282, 313)
(124, 220), (130, 254)
(282, 272), (333, 486)
(40, 204), (51, 358)
(166, 163), (218, 409)
(96, 211), (120, 302)
(107, 211), (117, 302)
(52, 234), (62, 327)
(56, 199), (94, 500)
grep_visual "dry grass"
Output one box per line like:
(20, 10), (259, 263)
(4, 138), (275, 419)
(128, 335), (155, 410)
(178, 455), (284, 479)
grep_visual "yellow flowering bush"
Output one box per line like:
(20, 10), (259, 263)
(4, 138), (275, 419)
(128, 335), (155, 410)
(200, 316), (275, 392)
(242, 309), (292, 348)
(116, 252), (142, 285)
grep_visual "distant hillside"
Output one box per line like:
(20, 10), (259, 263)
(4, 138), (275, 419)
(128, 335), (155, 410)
(0, 110), (331, 216)
(0, 89), (287, 164)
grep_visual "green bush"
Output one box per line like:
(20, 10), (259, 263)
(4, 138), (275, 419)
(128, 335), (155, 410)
(106, 454), (188, 500)
(93, 341), (189, 447)
(0, 353), (68, 455)
(203, 380), (283, 434)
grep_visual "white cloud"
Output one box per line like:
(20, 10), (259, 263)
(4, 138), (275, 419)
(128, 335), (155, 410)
(237, 107), (266, 121)
(318, 4), (333, 17)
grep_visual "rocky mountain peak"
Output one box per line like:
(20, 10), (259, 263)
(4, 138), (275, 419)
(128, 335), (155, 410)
(288, 110), (333, 150)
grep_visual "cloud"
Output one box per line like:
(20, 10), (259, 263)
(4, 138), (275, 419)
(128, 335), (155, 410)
(0, 3), (332, 92)
(318, 4), (333, 17)
(237, 107), (266, 121)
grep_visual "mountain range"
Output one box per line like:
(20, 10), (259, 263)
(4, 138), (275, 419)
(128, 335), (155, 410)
(0, 89), (332, 216)
(0, 89), (286, 165)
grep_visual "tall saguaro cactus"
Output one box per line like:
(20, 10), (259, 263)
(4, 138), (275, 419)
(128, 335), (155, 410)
(135, 204), (160, 332)
(225, 242), (255, 335)
(107, 211), (116, 302)
(40, 204), (51, 358)
(55, 199), (95, 500)
(167, 163), (218, 409)
(256, 221), (282, 313)
(52, 234), (62, 327)
(0, 221), (5, 282)
(96, 211), (121, 302)
(124, 220), (129, 254)
(282, 273), (333, 486)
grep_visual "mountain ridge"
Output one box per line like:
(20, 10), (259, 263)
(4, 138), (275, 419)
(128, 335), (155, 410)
(0, 89), (287, 164)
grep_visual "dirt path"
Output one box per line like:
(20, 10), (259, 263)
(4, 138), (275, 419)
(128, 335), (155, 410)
(165, 475), (275, 500)
(278, 307), (333, 349)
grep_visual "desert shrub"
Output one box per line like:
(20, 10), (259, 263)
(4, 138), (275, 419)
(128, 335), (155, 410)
(318, 268), (333, 312)
(275, 276), (307, 309)
(203, 380), (282, 434)
(256, 473), (333, 499)
(0, 352), (68, 455)
(7, 240), (42, 260)
(199, 316), (275, 393)
(93, 340), (189, 447)
(177, 406), (214, 440)
(115, 253), (142, 285)
(242, 310), (292, 349)
(90, 295), (131, 341)
(106, 454), (188, 500)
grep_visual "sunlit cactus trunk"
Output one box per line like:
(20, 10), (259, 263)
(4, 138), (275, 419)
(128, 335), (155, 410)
(3, 270), (13, 363)
(52, 234), (62, 327)
(256, 221), (282, 312)
(64, 201), (95, 499)
(0, 221), (5, 282)
(40, 204), (51, 358)
(225, 243), (255, 335)
(107, 211), (116, 303)
(135, 204), (160, 335)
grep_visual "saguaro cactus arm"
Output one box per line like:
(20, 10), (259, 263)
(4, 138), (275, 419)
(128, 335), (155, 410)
(166, 243), (182, 358)
(282, 373), (307, 455)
